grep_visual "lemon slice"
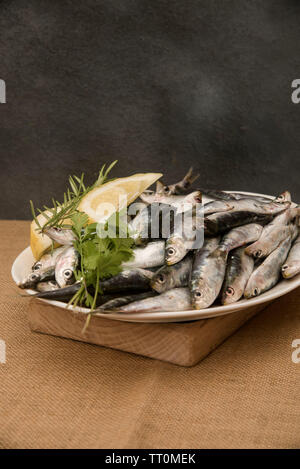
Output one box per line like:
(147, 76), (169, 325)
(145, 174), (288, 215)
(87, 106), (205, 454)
(30, 211), (55, 260)
(30, 211), (67, 260)
(78, 172), (162, 223)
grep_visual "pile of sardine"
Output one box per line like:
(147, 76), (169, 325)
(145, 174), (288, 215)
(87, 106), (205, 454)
(18, 169), (300, 314)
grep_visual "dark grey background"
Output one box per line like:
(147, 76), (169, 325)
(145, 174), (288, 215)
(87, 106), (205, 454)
(1, 0), (300, 219)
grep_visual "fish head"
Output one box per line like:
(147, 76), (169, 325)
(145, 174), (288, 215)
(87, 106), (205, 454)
(139, 191), (159, 204)
(274, 191), (291, 203)
(282, 261), (300, 279)
(222, 285), (243, 305)
(244, 275), (263, 298)
(44, 227), (75, 245)
(32, 260), (43, 272)
(55, 247), (78, 288)
(191, 281), (215, 309)
(165, 237), (187, 265)
(18, 271), (41, 289)
(151, 269), (173, 293)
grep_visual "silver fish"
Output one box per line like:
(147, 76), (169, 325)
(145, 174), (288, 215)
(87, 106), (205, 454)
(139, 191), (201, 212)
(151, 255), (192, 293)
(244, 235), (292, 298)
(95, 291), (157, 312)
(190, 237), (226, 309)
(201, 189), (291, 204)
(282, 234), (300, 278)
(44, 227), (76, 245)
(18, 267), (55, 289)
(203, 200), (234, 215)
(219, 223), (263, 252)
(200, 189), (272, 203)
(32, 246), (66, 272)
(100, 268), (154, 293)
(204, 196), (290, 235)
(128, 203), (176, 245)
(55, 246), (78, 288)
(221, 247), (254, 304)
(122, 241), (165, 269)
(36, 280), (59, 292)
(165, 208), (203, 265)
(109, 287), (191, 313)
(245, 207), (299, 258)
(35, 283), (116, 304)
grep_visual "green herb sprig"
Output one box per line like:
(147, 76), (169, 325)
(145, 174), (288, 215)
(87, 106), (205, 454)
(69, 211), (134, 311)
(30, 161), (117, 232)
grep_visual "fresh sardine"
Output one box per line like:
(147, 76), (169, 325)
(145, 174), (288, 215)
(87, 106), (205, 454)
(100, 268), (153, 293)
(282, 234), (300, 278)
(128, 203), (176, 245)
(108, 287), (191, 313)
(221, 247), (254, 304)
(204, 195), (290, 235)
(203, 200), (234, 215)
(44, 227), (76, 245)
(32, 247), (66, 272)
(200, 189), (288, 204)
(18, 267), (55, 289)
(165, 209), (203, 265)
(122, 241), (165, 269)
(95, 291), (157, 312)
(205, 195), (290, 235)
(55, 246), (78, 288)
(245, 207), (298, 258)
(190, 237), (226, 309)
(244, 236), (292, 298)
(139, 191), (201, 212)
(151, 255), (192, 293)
(219, 223), (263, 252)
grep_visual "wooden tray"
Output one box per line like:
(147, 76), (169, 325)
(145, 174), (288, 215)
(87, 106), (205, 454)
(28, 299), (271, 366)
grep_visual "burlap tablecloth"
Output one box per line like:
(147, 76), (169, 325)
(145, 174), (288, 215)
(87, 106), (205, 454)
(0, 220), (299, 449)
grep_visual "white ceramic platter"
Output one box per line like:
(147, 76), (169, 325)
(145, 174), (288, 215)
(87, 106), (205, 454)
(11, 192), (300, 323)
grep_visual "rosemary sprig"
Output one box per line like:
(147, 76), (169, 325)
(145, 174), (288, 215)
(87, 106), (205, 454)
(30, 161), (118, 232)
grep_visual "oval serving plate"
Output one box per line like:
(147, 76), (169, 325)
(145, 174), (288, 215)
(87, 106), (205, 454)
(11, 192), (300, 323)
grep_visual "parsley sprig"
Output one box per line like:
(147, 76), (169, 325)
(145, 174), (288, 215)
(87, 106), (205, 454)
(69, 211), (134, 310)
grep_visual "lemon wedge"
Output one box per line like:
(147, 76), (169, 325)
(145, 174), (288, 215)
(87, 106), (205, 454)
(30, 211), (55, 260)
(78, 172), (162, 223)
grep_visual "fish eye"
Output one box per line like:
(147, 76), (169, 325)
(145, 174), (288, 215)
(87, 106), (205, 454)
(163, 186), (169, 193)
(253, 288), (260, 296)
(282, 264), (288, 271)
(226, 287), (234, 296)
(195, 291), (202, 297)
(254, 250), (262, 258)
(33, 262), (42, 271)
(157, 274), (165, 283)
(167, 247), (175, 256)
(30, 273), (39, 281)
(63, 269), (73, 279)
